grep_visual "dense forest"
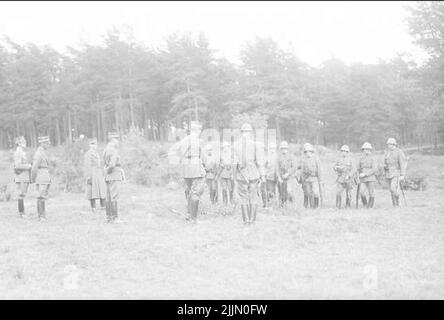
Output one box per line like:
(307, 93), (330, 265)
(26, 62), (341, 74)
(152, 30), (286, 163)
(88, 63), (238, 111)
(0, 1), (443, 150)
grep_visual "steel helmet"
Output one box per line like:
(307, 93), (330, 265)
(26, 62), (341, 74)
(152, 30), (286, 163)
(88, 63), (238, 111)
(361, 142), (372, 150)
(240, 123), (253, 132)
(190, 121), (202, 131)
(279, 141), (289, 149)
(386, 137), (397, 145)
(340, 145), (350, 152)
(304, 143), (314, 153)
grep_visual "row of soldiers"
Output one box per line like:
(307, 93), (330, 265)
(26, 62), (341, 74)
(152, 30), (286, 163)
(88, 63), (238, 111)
(12, 133), (125, 223)
(177, 122), (407, 224)
(12, 122), (406, 224)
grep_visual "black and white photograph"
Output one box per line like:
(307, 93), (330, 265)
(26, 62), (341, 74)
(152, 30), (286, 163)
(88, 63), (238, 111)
(0, 0), (443, 303)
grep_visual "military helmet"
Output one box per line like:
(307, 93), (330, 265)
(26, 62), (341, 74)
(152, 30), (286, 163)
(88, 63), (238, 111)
(386, 137), (397, 145)
(340, 145), (350, 152)
(279, 141), (289, 149)
(107, 132), (119, 141)
(190, 121), (202, 131)
(241, 123), (253, 132)
(361, 142), (372, 150)
(15, 136), (26, 146)
(38, 136), (50, 144)
(222, 141), (231, 148)
(304, 143), (314, 153)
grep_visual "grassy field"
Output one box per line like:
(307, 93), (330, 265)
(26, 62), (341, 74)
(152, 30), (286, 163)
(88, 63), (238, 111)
(0, 149), (443, 299)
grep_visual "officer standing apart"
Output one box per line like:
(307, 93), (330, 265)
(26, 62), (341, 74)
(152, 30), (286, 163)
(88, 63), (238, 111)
(13, 136), (32, 217)
(357, 142), (378, 208)
(233, 123), (265, 225)
(384, 138), (407, 207)
(298, 143), (322, 209)
(103, 132), (125, 223)
(176, 121), (206, 223)
(84, 138), (107, 212)
(333, 145), (355, 209)
(277, 141), (296, 208)
(31, 136), (51, 221)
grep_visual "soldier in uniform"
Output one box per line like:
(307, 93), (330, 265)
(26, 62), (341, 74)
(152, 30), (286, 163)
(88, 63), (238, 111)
(277, 141), (296, 208)
(333, 145), (355, 209)
(357, 142), (378, 209)
(384, 138), (407, 207)
(297, 143), (322, 209)
(233, 123), (265, 225)
(13, 136), (32, 217)
(263, 145), (277, 207)
(218, 141), (234, 206)
(103, 132), (125, 223)
(176, 121), (206, 223)
(203, 144), (219, 204)
(31, 136), (51, 221)
(84, 138), (107, 212)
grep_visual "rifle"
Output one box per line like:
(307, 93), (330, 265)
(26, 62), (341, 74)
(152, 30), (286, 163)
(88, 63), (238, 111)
(355, 177), (361, 209)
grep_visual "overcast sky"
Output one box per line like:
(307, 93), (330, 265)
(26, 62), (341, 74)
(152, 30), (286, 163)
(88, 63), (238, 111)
(0, 1), (428, 67)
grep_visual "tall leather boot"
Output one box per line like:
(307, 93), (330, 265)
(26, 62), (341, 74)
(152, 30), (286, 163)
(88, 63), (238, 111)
(105, 201), (112, 223)
(112, 201), (122, 223)
(303, 195), (309, 208)
(395, 195), (400, 207)
(251, 204), (258, 224)
(336, 195), (342, 209)
(391, 194), (396, 207)
(361, 195), (368, 207)
(345, 194), (351, 208)
(313, 197), (319, 209)
(190, 200), (199, 223)
(99, 199), (106, 209)
(368, 197), (375, 209)
(37, 199), (42, 220)
(241, 204), (248, 224)
(18, 199), (25, 217)
(90, 199), (96, 211)
(222, 190), (227, 205)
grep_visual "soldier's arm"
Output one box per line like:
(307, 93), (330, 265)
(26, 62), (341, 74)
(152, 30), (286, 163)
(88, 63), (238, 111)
(14, 151), (30, 171)
(106, 151), (117, 173)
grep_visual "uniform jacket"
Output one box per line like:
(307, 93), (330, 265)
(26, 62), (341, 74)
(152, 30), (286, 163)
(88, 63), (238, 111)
(233, 136), (265, 181)
(203, 153), (219, 180)
(103, 145), (124, 182)
(334, 156), (355, 183)
(31, 146), (51, 184)
(298, 155), (322, 183)
(358, 154), (378, 183)
(219, 151), (233, 179)
(14, 146), (31, 183)
(277, 152), (296, 180)
(384, 148), (406, 179)
(177, 133), (206, 179)
(84, 148), (107, 199)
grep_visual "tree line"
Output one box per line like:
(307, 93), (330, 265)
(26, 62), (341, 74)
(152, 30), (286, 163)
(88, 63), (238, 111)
(0, 1), (443, 150)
